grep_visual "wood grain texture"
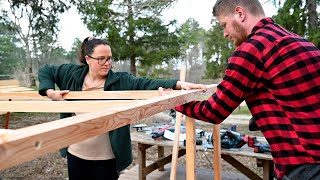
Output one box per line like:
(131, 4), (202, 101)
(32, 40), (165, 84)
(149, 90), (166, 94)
(170, 115), (183, 180)
(0, 91), (46, 100)
(170, 67), (186, 180)
(185, 116), (196, 180)
(0, 85), (217, 170)
(0, 100), (140, 112)
(0, 80), (20, 86)
(0, 90), (181, 100)
(0, 87), (34, 92)
(213, 125), (221, 180)
(0, 86), (21, 89)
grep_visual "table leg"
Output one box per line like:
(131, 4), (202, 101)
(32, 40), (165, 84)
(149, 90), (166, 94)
(158, 146), (164, 171)
(4, 112), (10, 129)
(262, 160), (274, 180)
(138, 143), (147, 180)
(4, 99), (11, 129)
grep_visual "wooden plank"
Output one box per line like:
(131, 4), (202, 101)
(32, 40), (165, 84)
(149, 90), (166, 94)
(0, 91), (47, 100)
(0, 129), (14, 134)
(0, 90), (182, 100)
(220, 147), (272, 160)
(0, 112), (6, 115)
(185, 116), (196, 180)
(63, 91), (178, 100)
(0, 100), (140, 112)
(0, 86), (21, 89)
(213, 125), (221, 180)
(0, 85), (217, 170)
(170, 66), (186, 180)
(170, 114), (183, 180)
(0, 87), (34, 92)
(0, 80), (19, 86)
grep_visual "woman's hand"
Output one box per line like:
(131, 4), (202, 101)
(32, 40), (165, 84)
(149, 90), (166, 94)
(46, 89), (69, 101)
(176, 81), (207, 91)
(158, 87), (173, 96)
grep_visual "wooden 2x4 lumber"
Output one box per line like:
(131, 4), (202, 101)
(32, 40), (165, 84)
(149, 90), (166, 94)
(170, 66), (186, 180)
(0, 100), (140, 113)
(213, 124), (222, 180)
(0, 86), (21, 89)
(0, 90), (181, 100)
(185, 116), (196, 180)
(0, 91), (46, 100)
(0, 84), (217, 170)
(0, 88), (34, 92)
(0, 80), (20, 86)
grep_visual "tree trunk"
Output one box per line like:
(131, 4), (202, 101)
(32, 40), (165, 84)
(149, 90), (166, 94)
(306, 0), (319, 47)
(130, 56), (136, 76)
(306, 0), (318, 28)
(26, 43), (36, 87)
(28, 60), (36, 87)
(127, 0), (136, 76)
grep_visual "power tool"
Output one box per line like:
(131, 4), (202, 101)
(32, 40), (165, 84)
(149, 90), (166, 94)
(220, 125), (247, 149)
(246, 136), (271, 153)
(205, 125), (271, 153)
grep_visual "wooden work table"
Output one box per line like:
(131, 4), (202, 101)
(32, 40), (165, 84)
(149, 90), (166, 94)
(130, 131), (273, 180)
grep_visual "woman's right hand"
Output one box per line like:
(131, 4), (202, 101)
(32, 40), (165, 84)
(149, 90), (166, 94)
(46, 89), (69, 101)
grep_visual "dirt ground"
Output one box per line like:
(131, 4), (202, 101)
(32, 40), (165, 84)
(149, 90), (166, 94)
(0, 112), (264, 180)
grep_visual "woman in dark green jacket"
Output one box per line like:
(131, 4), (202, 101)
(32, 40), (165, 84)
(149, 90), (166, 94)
(38, 37), (205, 180)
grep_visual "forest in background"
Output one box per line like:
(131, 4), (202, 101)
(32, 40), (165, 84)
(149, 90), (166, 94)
(0, 0), (319, 87)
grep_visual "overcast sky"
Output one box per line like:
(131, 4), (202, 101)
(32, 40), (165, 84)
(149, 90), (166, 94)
(58, 0), (278, 51)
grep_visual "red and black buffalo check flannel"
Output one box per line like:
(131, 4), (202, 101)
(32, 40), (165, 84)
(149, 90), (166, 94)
(176, 18), (320, 178)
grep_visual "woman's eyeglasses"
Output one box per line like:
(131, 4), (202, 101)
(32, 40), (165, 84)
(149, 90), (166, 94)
(87, 55), (113, 65)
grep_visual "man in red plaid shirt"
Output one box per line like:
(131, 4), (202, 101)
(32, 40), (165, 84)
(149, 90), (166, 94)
(164, 0), (320, 179)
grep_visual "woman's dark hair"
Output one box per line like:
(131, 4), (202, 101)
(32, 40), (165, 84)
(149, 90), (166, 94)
(79, 36), (111, 65)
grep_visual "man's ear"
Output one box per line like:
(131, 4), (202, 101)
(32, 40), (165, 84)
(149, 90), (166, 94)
(235, 6), (245, 22)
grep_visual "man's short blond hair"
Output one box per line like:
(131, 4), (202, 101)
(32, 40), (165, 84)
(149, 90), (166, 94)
(212, 0), (265, 17)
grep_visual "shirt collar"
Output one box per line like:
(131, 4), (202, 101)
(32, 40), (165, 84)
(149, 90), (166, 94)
(248, 18), (274, 39)
(71, 65), (119, 89)
(72, 65), (89, 85)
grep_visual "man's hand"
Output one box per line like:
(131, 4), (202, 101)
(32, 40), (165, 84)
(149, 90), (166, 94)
(176, 81), (207, 91)
(46, 89), (69, 101)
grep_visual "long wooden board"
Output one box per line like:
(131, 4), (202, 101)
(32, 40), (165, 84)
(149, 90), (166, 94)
(0, 90), (181, 100)
(0, 100), (140, 112)
(0, 80), (19, 86)
(0, 85), (217, 170)
(0, 87), (34, 92)
(0, 86), (23, 89)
